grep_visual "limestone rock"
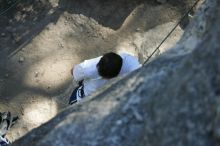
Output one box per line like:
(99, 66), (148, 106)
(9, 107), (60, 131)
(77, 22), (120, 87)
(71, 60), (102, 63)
(12, 0), (220, 146)
(1, 33), (6, 37)
(18, 57), (25, 63)
(156, 0), (167, 4)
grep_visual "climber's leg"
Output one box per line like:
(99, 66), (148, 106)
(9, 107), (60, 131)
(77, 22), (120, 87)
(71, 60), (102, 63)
(69, 81), (85, 105)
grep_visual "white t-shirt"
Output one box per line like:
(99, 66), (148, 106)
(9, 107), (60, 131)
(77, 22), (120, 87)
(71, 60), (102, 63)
(73, 53), (142, 96)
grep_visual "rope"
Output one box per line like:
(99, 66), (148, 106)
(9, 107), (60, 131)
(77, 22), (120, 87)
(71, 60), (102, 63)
(143, 0), (201, 65)
(0, 0), (20, 17)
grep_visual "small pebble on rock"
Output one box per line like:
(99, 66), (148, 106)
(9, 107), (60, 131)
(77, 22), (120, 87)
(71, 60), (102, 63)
(58, 42), (64, 48)
(116, 120), (123, 125)
(19, 57), (25, 63)
(5, 74), (9, 78)
(157, 0), (167, 4)
(1, 33), (6, 37)
(136, 28), (141, 32)
(35, 72), (39, 77)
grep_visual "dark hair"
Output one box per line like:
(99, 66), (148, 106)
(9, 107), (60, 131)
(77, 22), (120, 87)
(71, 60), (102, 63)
(97, 52), (123, 79)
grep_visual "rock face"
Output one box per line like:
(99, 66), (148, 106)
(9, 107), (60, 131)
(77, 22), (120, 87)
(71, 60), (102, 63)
(0, 0), (190, 141)
(12, 0), (220, 146)
(156, 0), (167, 4)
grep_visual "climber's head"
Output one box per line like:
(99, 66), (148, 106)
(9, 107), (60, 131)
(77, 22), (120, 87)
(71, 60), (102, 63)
(97, 52), (123, 79)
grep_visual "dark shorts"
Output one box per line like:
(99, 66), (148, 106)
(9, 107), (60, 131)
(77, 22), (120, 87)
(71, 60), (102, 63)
(69, 81), (85, 105)
(0, 136), (9, 146)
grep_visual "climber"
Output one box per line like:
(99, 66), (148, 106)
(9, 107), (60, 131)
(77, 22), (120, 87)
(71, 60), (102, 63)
(69, 52), (142, 105)
(0, 112), (18, 146)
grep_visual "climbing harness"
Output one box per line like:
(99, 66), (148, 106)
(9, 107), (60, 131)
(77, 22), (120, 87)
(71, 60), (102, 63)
(0, 136), (10, 146)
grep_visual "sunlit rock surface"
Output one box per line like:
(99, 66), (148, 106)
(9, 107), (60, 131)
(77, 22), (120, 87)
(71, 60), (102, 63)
(11, 0), (220, 146)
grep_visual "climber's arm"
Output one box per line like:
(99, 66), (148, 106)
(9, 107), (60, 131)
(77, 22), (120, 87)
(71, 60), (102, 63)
(71, 56), (102, 81)
(71, 62), (86, 81)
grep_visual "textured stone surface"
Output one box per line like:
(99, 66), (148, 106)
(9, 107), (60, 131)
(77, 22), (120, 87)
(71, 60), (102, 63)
(0, 0), (186, 141)
(12, 0), (220, 146)
(156, 0), (167, 4)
